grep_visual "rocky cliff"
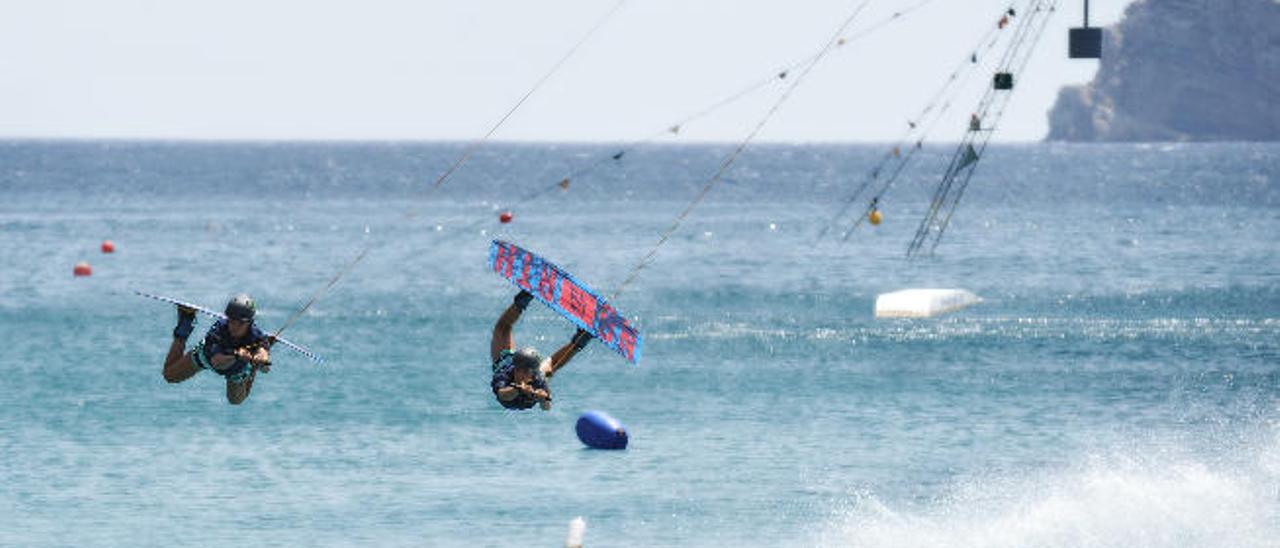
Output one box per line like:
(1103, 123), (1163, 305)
(1047, 0), (1280, 141)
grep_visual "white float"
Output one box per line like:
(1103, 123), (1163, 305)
(565, 516), (586, 548)
(874, 288), (982, 318)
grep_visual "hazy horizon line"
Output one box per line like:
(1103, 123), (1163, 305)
(3, 135), (1257, 146)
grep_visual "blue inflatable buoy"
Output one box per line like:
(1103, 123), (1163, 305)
(576, 410), (628, 450)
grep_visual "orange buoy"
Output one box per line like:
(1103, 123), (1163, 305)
(868, 209), (883, 226)
(499, 211), (514, 224)
(101, 240), (115, 253)
(73, 261), (92, 277)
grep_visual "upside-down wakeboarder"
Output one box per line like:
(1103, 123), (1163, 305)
(490, 290), (593, 411)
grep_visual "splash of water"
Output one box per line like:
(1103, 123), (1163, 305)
(826, 432), (1280, 548)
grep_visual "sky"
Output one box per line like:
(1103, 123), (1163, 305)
(0, 0), (1137, 143)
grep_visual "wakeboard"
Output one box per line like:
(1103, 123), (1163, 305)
(488, 240), (642, 364)
(135, 290), (324, 364)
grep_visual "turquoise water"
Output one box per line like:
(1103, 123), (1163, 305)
(1, 141), (1277, 546)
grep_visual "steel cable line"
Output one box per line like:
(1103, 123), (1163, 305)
(922, 0), (1060, 256)
(837, 4), (1024, 241)
(816, 4), (1018, 240)
(514, 0), (943, 206)
(609, 0), (873, 300)
(906, 0), (1060, 257)
(268, 2), (629, 342)
(424, 0), (627, 197)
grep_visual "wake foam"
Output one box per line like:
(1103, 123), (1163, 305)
(825, 432), (1280, 548)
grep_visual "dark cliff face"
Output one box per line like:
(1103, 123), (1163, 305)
(1047, 0), (1280, 142)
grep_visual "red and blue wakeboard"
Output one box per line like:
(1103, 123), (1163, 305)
(488, 240), (642, 364)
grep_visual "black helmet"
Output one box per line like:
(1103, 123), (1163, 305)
(512, 347), (543, 374)
(225, 293), (256, 322)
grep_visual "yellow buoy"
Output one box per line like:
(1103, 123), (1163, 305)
(868, 209), (883, 226)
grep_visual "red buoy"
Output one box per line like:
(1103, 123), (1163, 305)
(101, 240), (115, 253)
(73, 261), (92, 277)
(499, 211), (514, 224)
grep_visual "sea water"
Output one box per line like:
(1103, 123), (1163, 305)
(0, 141), (1276, 547)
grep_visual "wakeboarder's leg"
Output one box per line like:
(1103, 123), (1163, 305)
(542, 329), (594, 379)
(163, 306), (200, 384)
(491, 291), (533, 363)
(226, 376), (253, 405)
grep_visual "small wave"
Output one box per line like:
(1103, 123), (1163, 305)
(645, 317), (1279, 346)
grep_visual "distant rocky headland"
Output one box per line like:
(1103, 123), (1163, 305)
(1047, 0), (1279, 142)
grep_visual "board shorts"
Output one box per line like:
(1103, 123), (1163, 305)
(190, 340), (254, 384)
(492, 349), (514, 374)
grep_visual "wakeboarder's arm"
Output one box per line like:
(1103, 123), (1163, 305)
(210, 352), (238, 368)
(521, 383), (553, 410)
(496, 383), (550, 408)
(496, 385), (521, 401)
(203, 326), (240, 369)
(234, 346), (272, 373)
(210, 342), (270, 371)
